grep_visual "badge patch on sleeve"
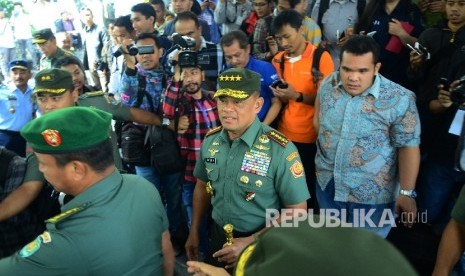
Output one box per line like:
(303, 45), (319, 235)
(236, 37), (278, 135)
(286, 151), (299, 161)
(290, 160), (304, 178)
(19, 237), (42, 258)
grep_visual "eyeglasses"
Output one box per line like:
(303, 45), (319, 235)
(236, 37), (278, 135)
(253, 2), (268, 7)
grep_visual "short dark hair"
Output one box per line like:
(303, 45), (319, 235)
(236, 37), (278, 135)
(135, 32), (162, 49)
(272, 9), (302, 34)
(173, 11), (200, 29)
(53, 140), (114, 173)
(114, 15), (134, 33)
(220, 30), (249, 49)
(131, 3), (156, 21)
(150, 0), (165, 9)
(280, 0), (301, 9)
(80, 7), (92, 15)
(340, 35), (380, 64)
(55, 56), (86, 73)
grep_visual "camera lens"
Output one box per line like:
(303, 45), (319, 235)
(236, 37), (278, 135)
(113, 48), (123, 58)
(127, 45), (139, 56)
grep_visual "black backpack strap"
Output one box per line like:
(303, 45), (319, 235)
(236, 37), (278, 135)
(312, 46), (328, 88)
(135, 74), (155, 113)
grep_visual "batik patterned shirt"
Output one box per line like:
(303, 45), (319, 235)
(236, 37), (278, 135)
(315, 72), (420, 204)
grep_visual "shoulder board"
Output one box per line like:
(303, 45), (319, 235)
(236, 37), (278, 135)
(85, 91), (105, 97)
(266, 130), (289, 147)
(206, 126), (223, 137)
(45, 205), (86, 224)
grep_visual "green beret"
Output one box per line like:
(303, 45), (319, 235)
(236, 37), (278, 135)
(214, 68), (261, 100)
(32, 28), (55, 44)
(20, 107), (112, 154)
(34, 69), (73, 94)
(234, 221), (416, 276)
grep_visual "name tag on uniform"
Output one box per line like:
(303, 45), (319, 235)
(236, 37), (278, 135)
(205, 157), (217, 164)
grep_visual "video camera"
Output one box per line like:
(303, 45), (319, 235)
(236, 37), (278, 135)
(170, 34), (197, 68)
(113, 44), (155, 58)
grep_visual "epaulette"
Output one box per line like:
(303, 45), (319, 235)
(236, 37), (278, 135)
(45, 205), (86, 224)
(85, 91), (105, 97)
(266, 130), (289, 147)
(206, 126), (223, 137)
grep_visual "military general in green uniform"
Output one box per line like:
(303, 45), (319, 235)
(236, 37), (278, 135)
(185, 68), (310, 269)
(0, 68), (168, 226)
(0, 107), (174, 275)
(32, 28), (82, 70)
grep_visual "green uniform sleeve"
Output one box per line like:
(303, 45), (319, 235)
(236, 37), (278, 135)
(452, 185), (465, 225)
(23, 154), (45, 183)
(193, 140), (209, 182)
(0, 231), (87, 275)
(274, 142), (310, 206)
(78, 95), (131, 122)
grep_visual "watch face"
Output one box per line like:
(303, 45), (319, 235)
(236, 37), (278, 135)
(401, 190), (417, 199)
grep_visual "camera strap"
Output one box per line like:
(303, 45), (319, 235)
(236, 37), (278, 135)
(135, 74), (155, 113)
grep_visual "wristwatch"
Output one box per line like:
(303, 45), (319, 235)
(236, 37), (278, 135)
(399, 189), (417, 199)
(296, 92), (304, 102)
(162, 118), (170, 127)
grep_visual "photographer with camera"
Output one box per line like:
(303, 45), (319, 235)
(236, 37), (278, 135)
(173, 12), (225, 90)
(408, 0), (465, 227)
(163, 48), (221, 258)
(119, 32), (189, 253)
(107, 15), (137, 98)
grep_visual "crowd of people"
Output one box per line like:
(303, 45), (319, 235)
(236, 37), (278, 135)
(0, 0), (465, 275)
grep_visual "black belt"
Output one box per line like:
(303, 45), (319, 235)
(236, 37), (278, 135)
(0, 129), (21, 135)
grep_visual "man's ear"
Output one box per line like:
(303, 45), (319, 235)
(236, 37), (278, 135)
(71, 89), (79, 101)
(158, 47), (165, 59)
(254, 95), (264, 114)
(374, 62), (381, 75)
(70, 160), (87, 181)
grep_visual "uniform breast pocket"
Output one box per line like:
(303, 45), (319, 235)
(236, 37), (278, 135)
(206, 166), (220, 182)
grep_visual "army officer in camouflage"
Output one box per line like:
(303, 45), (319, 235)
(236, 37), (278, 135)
(0, 107), (174, 275)
(185, 68), (310, 268)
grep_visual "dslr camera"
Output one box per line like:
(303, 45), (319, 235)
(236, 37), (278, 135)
(447, 76), (465, 106)
(113, 44), (155, 58)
